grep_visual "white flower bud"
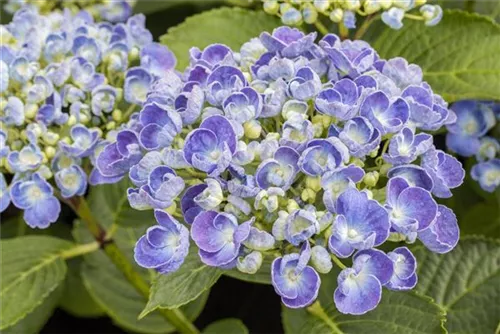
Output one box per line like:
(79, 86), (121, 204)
(244, 120), (262, 139)
(237, 251), (263, 274)
(311, 245), (333, 274)
(329, 8), (344, 23)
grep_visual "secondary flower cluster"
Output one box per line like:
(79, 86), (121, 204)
(0, 7), (176, 227)
(262, 0), (442, 30)
(97, 26), (464, 314)
(3, 0), (135, 23)
(446, 100), (500, 192)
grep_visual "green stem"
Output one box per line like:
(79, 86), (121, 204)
(60, 242), (100, 259)
(307, 301), (343, 334)
(330, 254), (347, 270)
(121, 104), (137, 123)
(404, 13), (424, 21)
(314, 20), (329, 35)
(338, 23), (349, 40)
(354, 14), (379, 40)
(67, 196), (199, 334)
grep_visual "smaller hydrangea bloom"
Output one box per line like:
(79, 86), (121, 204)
(256, 146), (300, 190)
(421, 149), (465, 198)
(97, 130), (143, 180)
(476, 137), (499, 162)
(55, 164), (87, 198)
(359, 91), (409, 135)
(134, 210), (189, 274)
(470, 159), (500, 193)
(334, 249), (393, 315)
(284, 209), (320, 246)
(383, 127), (433, 165)
(315, 79), (361, 121)
(10, 173), (61, 228)
(298, 138), (349, 177)
(184, 115), (237, 176)
(139, 102), (182, 150)
(387, 165), (434, 191)
(330, 117), (381, 158)
(328, 188), (390, 258)
(381, 7), (405, 30)
(418, 205), (459, 254)
(8, 144), (43, 173)
(321, 164), (365, 213)
(385, 177), (438, 241)
(271, 242), (321, 308)
(386, 247), (417, 290)
(260, 26), (316, 58)
(59, 124), (100, 158)
(191, 211), (252, 267)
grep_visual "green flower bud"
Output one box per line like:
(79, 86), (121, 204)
(314, 0), (330, 13)
(301, 188), (317, 203)
(363, 171), (379, 187)
(280, 3), (293, 14)
(282, 7), (303, 26)
(311, 245), (333, 274)
(329, 8), (344, 23)
(379, 163), (391, 176)
(344, 0), (361, 11)
(112, 109), (123, 122)
(415, 0), (426, 5)
(129, 47), (140, 62)
(59, 136), (71, 145)
(37, 165), (52, 179)
(379, 0), (392, 9)
(287, 199), (300, 213)
(312, 114), (333, 129)
(305, 176), (322, 192)
(115, 88), (123, 102)
(79, 113), (90, 124)
(266, 132), (280, 141)
(43, 132), (60, 146)
(25, 103), (38, 119)
(303, 5), (319, 24)
(350, 157), (365, 168)
(106, 121), (116, 130)
(67, 115), (77, 127)
(44, 146), (56, 159)
(244, 120), (262, 139)
(7, 128), (19, 142)
(263, 0), (280, 15)
(363, 0), (381, 14)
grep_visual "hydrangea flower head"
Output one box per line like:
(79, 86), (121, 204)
(94, 27), (464, 315)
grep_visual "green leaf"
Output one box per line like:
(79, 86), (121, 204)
(87, 178), (155, 227)
(224, 255), (272, 285)
(282, 266), (446, 334)
(2, 286), (63, 334)
(160, 6), (281, 69)
(459, 202), (500, 238)
(368, 10), (500, 102)
(203, 318), (249, 334)
(0, 236), (73, 329)
(59, 258), (104, 318)
(414, 237), (500, 333)
(142, 250), (223, 316)
(437, 0), (500, 21)
(74, 222), (209, 333)
(133, 0), (221, 15)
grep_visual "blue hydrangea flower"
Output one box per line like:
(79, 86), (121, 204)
(2, 96), (24, 126)
(315, 79), (361, 120)
(97, 130), (143, 180)
(284, 209), (320, 246)
(183, 115), (237, 176)
(0, 173), (11, 212)
(418, 205), (459, 253)
(8, 144), (43, 173)
(140, 43), (176, 78)
(191, 211), (252, 267)
(381, 7), (405, 30)
(134, 210), (189, 274)
(205, 66), (247, 106)
(334, 249), (393, 315)
(59, 124), (100, 158)
(321, 164), (365, 213)
(476, 137), (499, 162)
(128, 151), (163, 187)
(139, 102), (182, 150)
(128, 165), (184, 210)
(55, 164), (87, 198)
(298, 138), (349, 177)
(223, 87), (263, 123)
(10, 173), (61, 228)
(387, 165), (434, 191)
(271, 242), (320, 308)
(330, 117), (381, 158)
(71, 57), (105, 92)
(260, 26), (316, 58)
(124, 67), (153, 105)
(385, 247), (417, 290)
(256, 146), (300, 190)
(288, 67), (322, 101)
(421, 148), (465, 198)
(446, 100), (495, 157)
(328, 188), (390, 258)
(383, 127), (433, 165)
(321, 36), (375, 78)
(420, 5), (443, 26)
(470, 159), (500, 193)
(385, 176), (438, 241)
(280, 117), (314, 152)
(359, 91), (410, 135)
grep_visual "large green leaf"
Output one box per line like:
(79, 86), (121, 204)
(368, 10), (500, 102)
(282, 266), (446, 334)
(74, 222), (209, 333)
(2, 286), (63, 334)
(414, 237), (500, 333)
(0, 236), (73, 329)
(160, 6), (281, 69)
(203, 318), (249, 334)
(59, 258), (104, 318)
(133, 0), (221, 15)
(436, 0), (500, 21)
(224, 255), (272, 285)
(87, 178), (155, 227)
(142, 250), (222, 316)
